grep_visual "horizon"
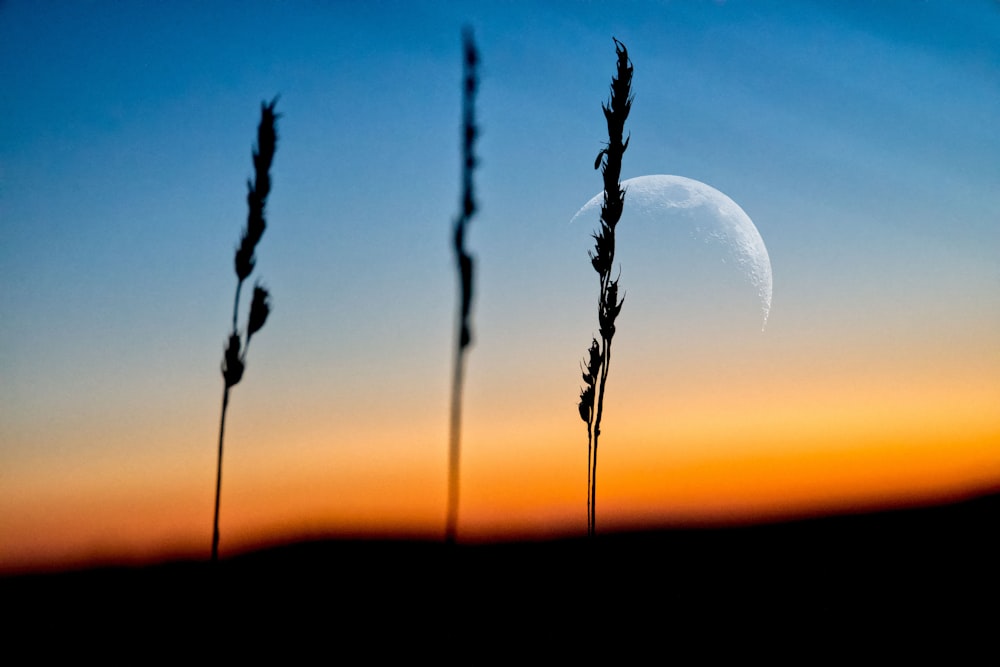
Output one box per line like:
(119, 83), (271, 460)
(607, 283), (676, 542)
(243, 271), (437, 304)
(2, 0), (998, 575)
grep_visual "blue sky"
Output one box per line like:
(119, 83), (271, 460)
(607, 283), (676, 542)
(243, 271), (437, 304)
(1, 1), (998, 566)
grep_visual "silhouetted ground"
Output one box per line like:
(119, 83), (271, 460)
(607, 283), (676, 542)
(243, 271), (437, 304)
(4, 492), (998, 654)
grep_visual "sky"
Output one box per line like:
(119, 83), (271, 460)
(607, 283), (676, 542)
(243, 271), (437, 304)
(1, 0), (998, 573)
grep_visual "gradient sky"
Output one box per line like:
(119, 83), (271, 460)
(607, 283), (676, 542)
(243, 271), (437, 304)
(2, 0), (998, 573)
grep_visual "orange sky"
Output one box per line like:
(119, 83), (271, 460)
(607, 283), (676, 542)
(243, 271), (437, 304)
(4, 336), (997, 575)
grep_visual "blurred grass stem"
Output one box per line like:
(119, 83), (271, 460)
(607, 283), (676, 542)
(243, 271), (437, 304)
(446, 29), (479, 544)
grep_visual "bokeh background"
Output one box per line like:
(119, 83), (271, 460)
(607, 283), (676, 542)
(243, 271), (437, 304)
(2, 0), (998, 573)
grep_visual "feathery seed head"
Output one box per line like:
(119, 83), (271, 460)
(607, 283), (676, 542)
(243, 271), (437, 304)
(589, 252), (602, 275)
(247, 283), (271, 340)
(578, 384), (595, 423)
(610, 293), (625, 321)
(582, 338), (602, 385)
(464, 28), (478, 69)
(605, 278), (619, 309)
(598, 311), (616, 341)
(589, 224), (615, 276)
(251, 167), (271, 206)
(245, 200), (265, 248)
(594, 147), (608, 170)
(255, 97), (280, 175)
(588, 239), (605, 275)
(234, 236), (256, 282)
(601, 193), (624, 229)
(234, 98), (279, 283)
(222, 333), (244, 388)
(610, 38), (633, 111)
(588, 338), (602, 373)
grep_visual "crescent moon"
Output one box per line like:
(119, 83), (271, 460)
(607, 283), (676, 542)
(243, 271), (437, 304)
(571, 174), (773, 330)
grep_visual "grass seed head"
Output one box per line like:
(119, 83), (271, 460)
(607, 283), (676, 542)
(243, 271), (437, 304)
(253, 97), (280, 198)
(247, 283), (271, 340)
(234, 229), (257, 282)
(234, 98), (280, 283)
(587, 338), (602, 374)
(578, 384), (595, 423)
(222, 333), (244, 388)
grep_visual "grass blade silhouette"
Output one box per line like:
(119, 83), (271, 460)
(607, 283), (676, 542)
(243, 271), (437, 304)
(579, 38), (631, 537)
(212, 97), (279, 563)
(447, 29), (479, 545)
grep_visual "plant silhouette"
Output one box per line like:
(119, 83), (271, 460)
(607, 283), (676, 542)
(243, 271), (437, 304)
(446, 28), (479, 545)
(579, 38), (631, 537)
(212, 97), (279, 563)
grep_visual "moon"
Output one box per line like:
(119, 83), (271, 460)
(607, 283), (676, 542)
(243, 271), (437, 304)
(571, 174), (773, 331)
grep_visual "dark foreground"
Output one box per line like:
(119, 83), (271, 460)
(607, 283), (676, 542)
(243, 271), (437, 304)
(5, 492), (998, 653)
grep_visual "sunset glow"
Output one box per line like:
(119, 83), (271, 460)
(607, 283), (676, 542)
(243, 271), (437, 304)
(2, 1), (997, 574)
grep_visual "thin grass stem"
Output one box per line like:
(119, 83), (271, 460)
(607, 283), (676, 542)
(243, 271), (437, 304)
(211, 386), (230, 563)
(446, 334), (465, 544)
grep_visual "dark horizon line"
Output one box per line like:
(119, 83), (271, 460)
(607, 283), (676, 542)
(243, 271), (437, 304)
(4, 480), (998, 580)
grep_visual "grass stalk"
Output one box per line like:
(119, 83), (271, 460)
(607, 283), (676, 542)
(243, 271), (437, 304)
(446, 28), (479, 545)
(212, 385), (230, 562)
(579, 38), (632, 537)
(211, 98), (278, 563)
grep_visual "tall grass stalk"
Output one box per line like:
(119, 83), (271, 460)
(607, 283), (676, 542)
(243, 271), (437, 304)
(579, 38), (631, 537)
(212, 98), (279, 563)
(446, 29), (479, 545)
